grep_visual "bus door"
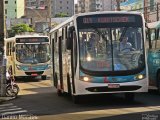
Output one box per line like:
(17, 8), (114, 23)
(58, 36), (64, 91)
(61, 27), (68, 93)
(148, 28), (160, 86)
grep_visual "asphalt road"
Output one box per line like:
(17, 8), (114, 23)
(0, 78), (160, 120)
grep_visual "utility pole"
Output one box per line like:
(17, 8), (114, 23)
(48, 0), (52, 30)
(157, 2), (159, 21)
(0, 0), (5, 42)
(144, 0), (148, 22)
(0, 0), (6, 97)
(116, 0), (121, 11)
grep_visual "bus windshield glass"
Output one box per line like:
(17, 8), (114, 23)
(16, 43), (50, 64)
(77, 14), (145, 72)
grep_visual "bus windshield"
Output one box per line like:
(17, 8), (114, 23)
(78, 26), (144, 72)
(16, 43), (50, 64)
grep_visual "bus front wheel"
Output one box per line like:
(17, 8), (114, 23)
(125, 93), (135, 102)
(72, 95), (80, 104)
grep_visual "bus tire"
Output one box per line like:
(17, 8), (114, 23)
(54, 73), (58, 87)
(57, 83), (63, 96)
(57, 89), (63, 96)
(125, 93), (135, 102)
(157, 72), (160, 93)
(72, 95), (80, 104)
(41, 75), (46, 80)
(67, 74), (72, 96)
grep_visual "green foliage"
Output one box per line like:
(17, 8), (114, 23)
(55, 13), (69, 17)
(8, 24), (34, 37)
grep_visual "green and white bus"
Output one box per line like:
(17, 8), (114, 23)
(147, 21), (160, 93)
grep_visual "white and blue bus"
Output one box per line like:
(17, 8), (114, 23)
(5, 33), (51, 80)
(50, 11), (148, 103)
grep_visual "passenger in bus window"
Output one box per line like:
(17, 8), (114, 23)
(88, 33), (96, 51)
(80, 34), (87, 58)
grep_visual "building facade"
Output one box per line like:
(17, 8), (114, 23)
(25, 0), (49, 28)
(25, 0), (46, 9)
(4, 0), (25, 19)
(77, 0), (127, 13)
(51, 0), (74, 17)
(120, 0), (159, 22)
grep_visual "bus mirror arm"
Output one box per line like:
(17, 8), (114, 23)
(156, 29), (159, 40)
(67, 26), (75, 50)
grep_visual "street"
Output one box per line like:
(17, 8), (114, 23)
(0, 78), (160, 120)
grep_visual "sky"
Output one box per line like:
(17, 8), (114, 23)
(75, 0), (77, 4)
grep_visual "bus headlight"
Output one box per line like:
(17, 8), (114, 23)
(80, 76), (92, 82)
(134, 74), (145, 80)
(86, 56), (92, 61)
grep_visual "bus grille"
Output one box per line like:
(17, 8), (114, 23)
(25, 71), (44, 75)
(86, 86), (141, 92)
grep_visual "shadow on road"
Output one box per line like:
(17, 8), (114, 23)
(4, 86), (160, 117)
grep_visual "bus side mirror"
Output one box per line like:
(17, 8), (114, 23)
(157, 28), (159, 39)
(66, 26), (75, 50)
(148, 28), (152, 49)
(12, 47), (15, 52)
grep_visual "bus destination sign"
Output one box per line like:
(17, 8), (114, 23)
(16, 38), (49, 43)
(82, 16), (135, 24)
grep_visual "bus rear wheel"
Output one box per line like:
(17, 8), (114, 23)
(41, 75), (46, 80)
(125, 93), (135, 102)
(67, 74), (72, 96)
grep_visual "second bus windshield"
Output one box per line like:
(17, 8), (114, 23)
(16, 44), (50, 64)
(79, 27), (144, 72)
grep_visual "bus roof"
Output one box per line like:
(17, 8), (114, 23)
(49, 11), (143, 33)
(5, 34), (48, 42)
(74, 10), (142, 17)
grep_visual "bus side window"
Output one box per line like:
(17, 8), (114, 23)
(6, 43), (9, 56)
(150, 29), (156, 49)
(155, 28), (160, 49)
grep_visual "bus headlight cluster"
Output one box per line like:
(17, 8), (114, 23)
(80, 76), (92, 82)
(134, 74), (145, 80)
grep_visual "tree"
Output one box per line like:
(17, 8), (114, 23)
(55, 13), (69, 17)
(7, 24), (34, 37)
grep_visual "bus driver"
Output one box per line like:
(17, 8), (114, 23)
(120, 36), (134, 52)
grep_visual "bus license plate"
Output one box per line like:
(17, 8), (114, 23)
(108, 84), (120, 88)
